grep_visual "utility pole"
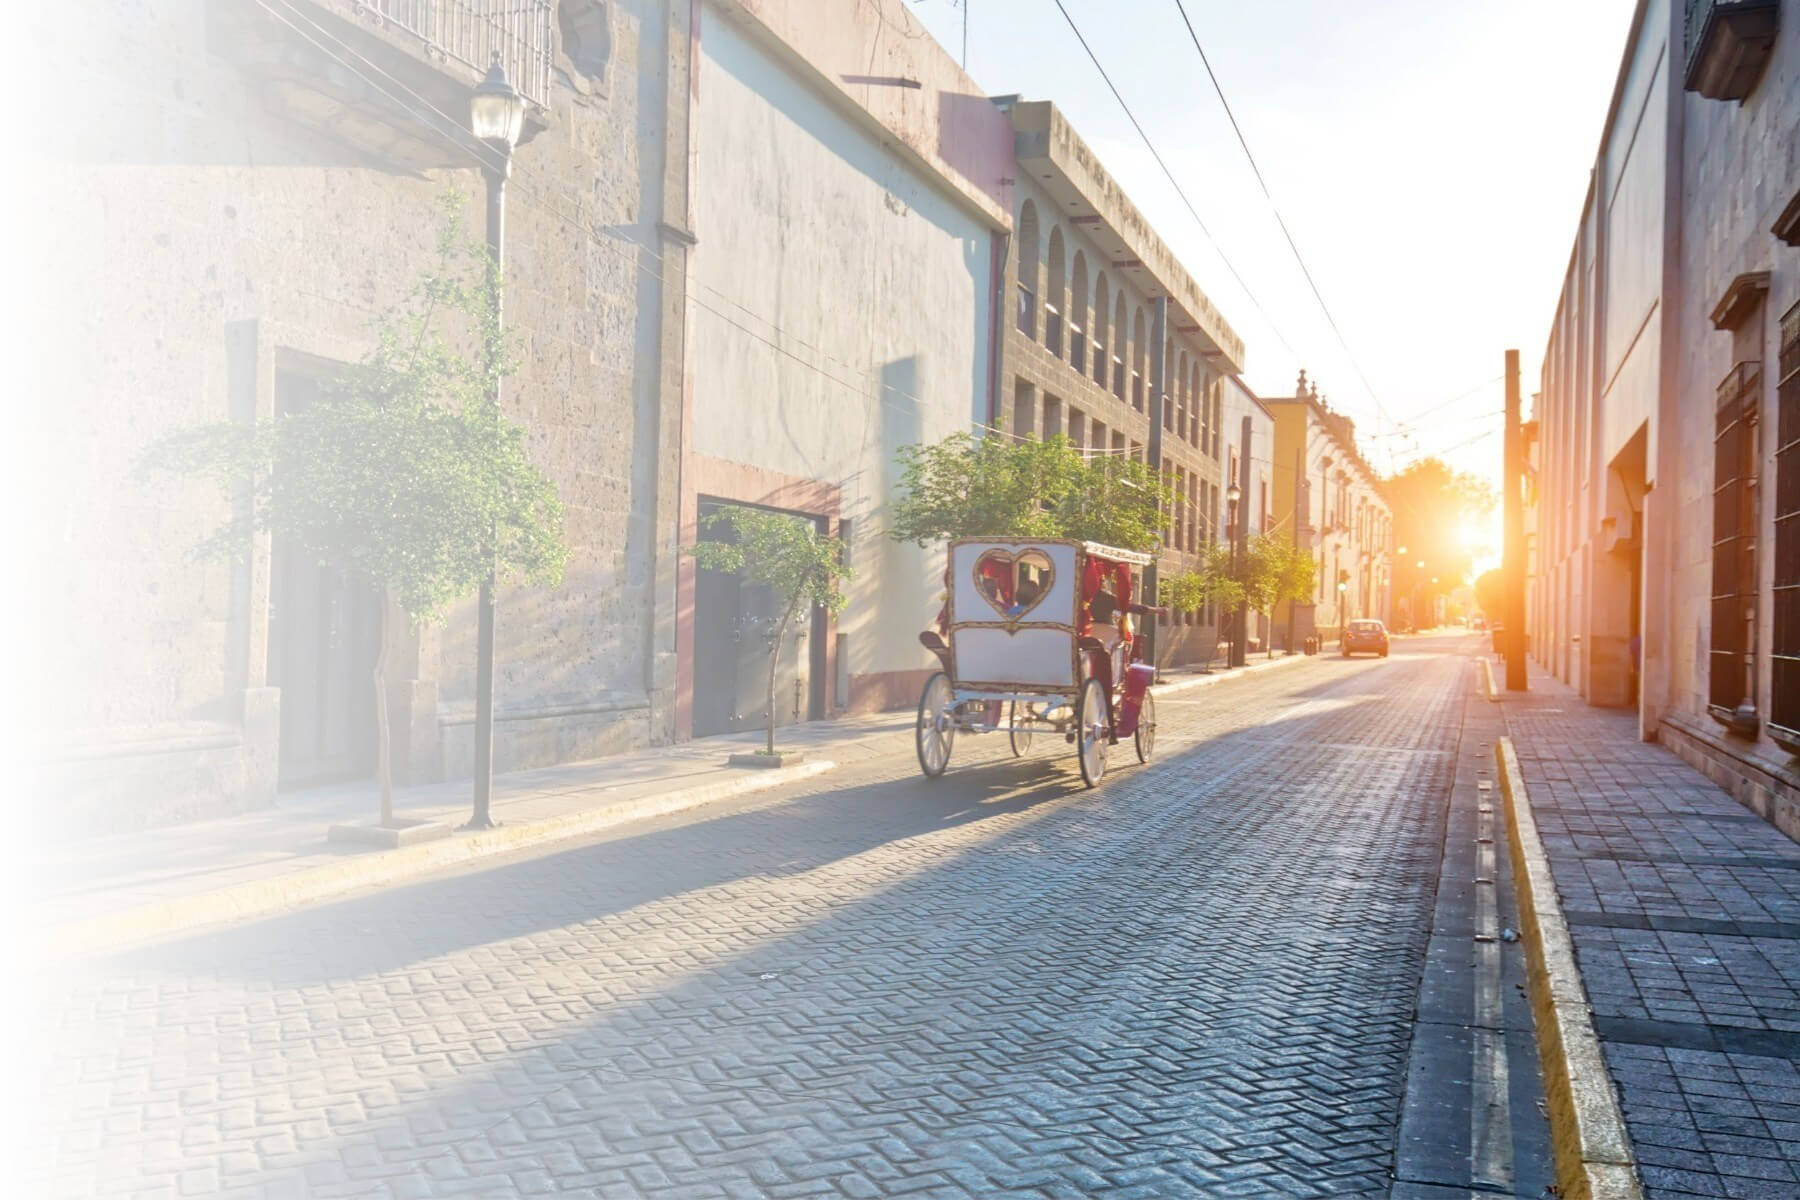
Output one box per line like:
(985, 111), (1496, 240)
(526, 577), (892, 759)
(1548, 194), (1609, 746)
(1503, 348), (1527, 691)
(1145, 297), (1167, 666)
(1232, 414), (1252, 668)
(1286, 444), (1302, 655)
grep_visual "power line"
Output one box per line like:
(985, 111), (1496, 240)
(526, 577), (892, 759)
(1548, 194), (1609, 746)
(1169, 0), (1390, 438)
(1048, 0), (1302, 367)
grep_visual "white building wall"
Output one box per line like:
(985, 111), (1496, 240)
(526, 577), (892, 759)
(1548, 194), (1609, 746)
(691, 5), (998, 701)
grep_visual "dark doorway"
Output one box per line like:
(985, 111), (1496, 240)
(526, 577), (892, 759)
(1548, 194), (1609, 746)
(692, 498), (828, 737)
(267, 371), (381, 788)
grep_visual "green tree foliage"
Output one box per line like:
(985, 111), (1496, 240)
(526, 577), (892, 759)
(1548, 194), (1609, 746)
(142, 198), (568, 823)
(687, 506), (852, 755)
(1382, 456), (1495, 599)
(887, 434), (1174, 553)
(1474, 568), (1504, 619)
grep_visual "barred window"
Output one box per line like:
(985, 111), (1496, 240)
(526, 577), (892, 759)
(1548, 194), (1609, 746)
(1772, 302), (1800, 750)
(1710, 361), (1762, 729)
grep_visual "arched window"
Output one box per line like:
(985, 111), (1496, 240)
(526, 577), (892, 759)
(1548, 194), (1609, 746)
(1016, 200), (1039, 338)
(1068, 251), (1088, 373)
(1112, 293), (1128, 400)
(1176, 351), (1190, 442)
(1092, 273), (1111, 387)
(1130, 307), (1147, 411)
(1044, 226), (1066, 356)
(1190, 364), (1203, 447)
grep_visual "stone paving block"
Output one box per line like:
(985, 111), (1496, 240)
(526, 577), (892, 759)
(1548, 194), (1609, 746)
(37, 652), (1483, 1197)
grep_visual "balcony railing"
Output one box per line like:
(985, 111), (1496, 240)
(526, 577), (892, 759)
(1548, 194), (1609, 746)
(1684, 0), (1780, 101)
(360, 0), (555, 107)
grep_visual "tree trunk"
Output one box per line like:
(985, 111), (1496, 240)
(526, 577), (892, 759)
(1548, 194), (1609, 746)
(373, 589), (394, 827)
(766, 596), (799, 755)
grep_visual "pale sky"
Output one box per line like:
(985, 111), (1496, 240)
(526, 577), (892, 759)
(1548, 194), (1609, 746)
(911, 0), (1635, 506)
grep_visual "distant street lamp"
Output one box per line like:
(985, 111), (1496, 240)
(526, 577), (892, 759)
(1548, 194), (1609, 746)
(463, 55), (526, 832)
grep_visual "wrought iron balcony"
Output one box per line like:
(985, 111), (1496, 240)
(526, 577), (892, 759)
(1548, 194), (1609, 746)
(1684, 0), (1780, 101)
(356, 2), (554, 108)
(215, 0), (553, 168)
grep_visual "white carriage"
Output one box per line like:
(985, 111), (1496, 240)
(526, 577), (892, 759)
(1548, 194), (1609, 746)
(914, 538), (1161, 787)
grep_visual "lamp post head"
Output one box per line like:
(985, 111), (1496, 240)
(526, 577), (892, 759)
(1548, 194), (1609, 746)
(470, 53), (525, 154)
(1226, 483), (1241, 506)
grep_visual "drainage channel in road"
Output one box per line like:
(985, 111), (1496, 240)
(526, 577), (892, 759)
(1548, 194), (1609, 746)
(1390, 653), (1555, 1199)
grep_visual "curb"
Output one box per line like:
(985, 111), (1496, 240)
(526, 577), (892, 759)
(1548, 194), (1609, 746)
(46, 759), (837, 960)
(1495, 737), (1642, 1200)
(1480, 656), (1497, 700)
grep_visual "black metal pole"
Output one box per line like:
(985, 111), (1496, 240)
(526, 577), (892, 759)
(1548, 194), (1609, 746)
(1231, 415), (1251, 668)
(1144, 298), (1167, 666)
(465, 156), (508, 831)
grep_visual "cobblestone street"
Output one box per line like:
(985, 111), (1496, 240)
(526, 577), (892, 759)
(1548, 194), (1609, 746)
(34, 639), (1522, 1198)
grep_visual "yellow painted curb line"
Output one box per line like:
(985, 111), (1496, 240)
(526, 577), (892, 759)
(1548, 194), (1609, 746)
(1480, 656), (1497, 701)
(1495, 737), (1641, 1200)
(47, 759), (837, 960)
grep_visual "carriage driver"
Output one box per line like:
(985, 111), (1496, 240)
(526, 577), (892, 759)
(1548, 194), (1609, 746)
(1085, 585), (1132, 741)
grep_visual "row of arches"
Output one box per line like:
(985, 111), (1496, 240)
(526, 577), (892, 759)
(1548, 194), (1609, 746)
(1016, 198), (1222, 458)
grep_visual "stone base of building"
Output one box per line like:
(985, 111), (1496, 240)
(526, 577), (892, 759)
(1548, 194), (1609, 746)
(37, 687), (282, 842)
(846, 669), (935, 717)
(1659, 710), (1800, 847)
(435, 695), (654, 781)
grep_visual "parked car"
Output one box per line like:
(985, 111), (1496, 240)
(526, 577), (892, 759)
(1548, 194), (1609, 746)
(1341, 619), (1390, 658)
(1471, 614), (1488, 631)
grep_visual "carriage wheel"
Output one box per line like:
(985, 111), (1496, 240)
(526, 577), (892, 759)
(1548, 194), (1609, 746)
(1134, 690), (1157, 763)
(1075, 677), (1108, 788)
(915, 672), (954, 779)
(1008, 701), (1033, 757)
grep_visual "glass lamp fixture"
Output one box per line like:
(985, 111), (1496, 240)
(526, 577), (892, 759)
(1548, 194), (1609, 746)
(470, 54), (525, 149)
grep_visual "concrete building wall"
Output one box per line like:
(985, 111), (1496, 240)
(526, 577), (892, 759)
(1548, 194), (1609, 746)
(27, 0), (688, 834)
(684, 0), (1007, 720)
(1528, 0), (1800, 829)
(1266, 384), (1392, 647)
(997, 102), (1242, 669)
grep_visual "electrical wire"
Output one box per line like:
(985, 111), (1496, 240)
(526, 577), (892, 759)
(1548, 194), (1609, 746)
(1048, 0), (1302, 368)
(1169, 0), (1392, 438)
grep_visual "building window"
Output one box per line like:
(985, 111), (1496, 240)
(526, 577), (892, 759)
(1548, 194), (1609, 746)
(1044, 303), (1063, 357)
(1772, 302), (1800, 751)
(1710, 360), (1763, 732)
(1069, 321), (1086, 372)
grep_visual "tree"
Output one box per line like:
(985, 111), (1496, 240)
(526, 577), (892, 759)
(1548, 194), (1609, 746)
(1474, 568), (1504, 619)
(888, 434), (1174, 552)
(1382, 456), (1495, 600)
(688, 506), (852, 756)
(1263, 535), (1317, 653)
(142, 200), (569, 827)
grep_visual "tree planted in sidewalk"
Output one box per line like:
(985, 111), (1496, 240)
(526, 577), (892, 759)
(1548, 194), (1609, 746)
(888, 433), (1174, 553)
(141, 199), (568, 827)
(687, 506), (852, 756)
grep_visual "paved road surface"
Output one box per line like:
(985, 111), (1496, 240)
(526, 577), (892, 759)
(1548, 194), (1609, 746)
(32, 637), (1545, 1198)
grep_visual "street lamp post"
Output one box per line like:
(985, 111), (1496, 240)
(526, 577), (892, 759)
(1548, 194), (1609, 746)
(1226, 482), (1245, 668)
(463, 55), (525, 832)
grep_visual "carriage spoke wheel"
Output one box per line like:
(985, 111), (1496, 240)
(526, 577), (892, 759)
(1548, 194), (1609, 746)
(1075, 676), (1108, 788)
(915, 672), (954, 779)
(1134, 690), (1156, 763)
(1008, 701), (1034, 757)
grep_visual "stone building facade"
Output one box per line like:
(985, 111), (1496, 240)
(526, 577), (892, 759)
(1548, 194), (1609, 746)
(995, 99), (1246, 669)
(26, 0), (1010, 833)
(1266, 377), (1394, 647)
(1526, 0), (1800, 835)
(1220, 376), (1277, 654)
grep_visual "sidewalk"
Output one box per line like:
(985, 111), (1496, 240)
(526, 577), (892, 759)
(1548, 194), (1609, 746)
(1495, 662), (1800, 1199)
(33, 652), (1310, 956)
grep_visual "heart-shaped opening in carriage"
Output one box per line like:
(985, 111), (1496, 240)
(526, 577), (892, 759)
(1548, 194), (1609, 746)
(971, 547), (1056, 622)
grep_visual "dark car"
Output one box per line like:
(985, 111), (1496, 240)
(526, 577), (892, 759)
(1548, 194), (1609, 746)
(1341, 619), (1389, 658)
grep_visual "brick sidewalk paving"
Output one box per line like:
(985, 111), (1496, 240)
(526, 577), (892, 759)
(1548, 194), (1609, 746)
(1498, 664), (1800, 1199)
